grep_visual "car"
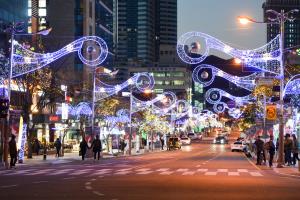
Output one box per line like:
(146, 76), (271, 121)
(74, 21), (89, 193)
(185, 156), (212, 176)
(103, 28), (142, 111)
(231, 141), (246, 152)
(168, 137), (181, 149)
(213, 136), (228, 144)
(180, 136), (191, 145)
(187, 133), (202, 140)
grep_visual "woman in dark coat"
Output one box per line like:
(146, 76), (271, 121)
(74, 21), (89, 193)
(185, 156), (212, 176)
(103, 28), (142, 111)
(79, 138), (89, 160)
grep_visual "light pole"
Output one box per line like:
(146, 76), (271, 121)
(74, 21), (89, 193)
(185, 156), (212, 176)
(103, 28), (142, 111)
(238, 9), (299, 167)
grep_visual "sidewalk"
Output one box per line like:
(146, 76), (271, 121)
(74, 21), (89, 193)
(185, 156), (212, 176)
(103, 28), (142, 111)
(247, 151), (300, 177)
(1, 148), (165, 168)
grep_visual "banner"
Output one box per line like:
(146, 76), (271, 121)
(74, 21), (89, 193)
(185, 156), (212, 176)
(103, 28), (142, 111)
(266, 104), (277, 120)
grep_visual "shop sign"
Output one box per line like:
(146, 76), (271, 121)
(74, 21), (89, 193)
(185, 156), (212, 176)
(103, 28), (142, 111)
(49, 115), (60, 122)
(266, 104), (277, 120)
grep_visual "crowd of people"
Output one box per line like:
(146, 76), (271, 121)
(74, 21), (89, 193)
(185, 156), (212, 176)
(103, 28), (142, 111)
(253, 133), (299, 167)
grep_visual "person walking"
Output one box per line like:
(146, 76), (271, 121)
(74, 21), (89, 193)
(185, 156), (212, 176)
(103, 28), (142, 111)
(91, 135), (102, 161)
(79, 138), (89, 161)
(292, 134), (299, 166)
(284, 134), (293, 166)
(160, 135), (165, 150)
(33, 138), (41, 155)
(265, 136), (276, 167)
(9, 134), (17, 169)
(254, 136), (264, 165)
(54, 138), (62, 157)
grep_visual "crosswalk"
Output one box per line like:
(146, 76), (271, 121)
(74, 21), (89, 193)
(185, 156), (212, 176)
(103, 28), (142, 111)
(0, 167), (263, 177)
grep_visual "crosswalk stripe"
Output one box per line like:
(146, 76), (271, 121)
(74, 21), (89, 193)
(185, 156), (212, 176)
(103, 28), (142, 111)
(205, 172), (217, 176)
(160, 171), (174, 175)
(116, 168), (132, 172)
(249, 172), (263, 177)
(114, 171), (132, 175)
(93, 169), (112, 175)
(182, 171), (195, 175)
(4, 169), (33, 176)
(237, 169), (249, 173)
(49, 169), (74, 175)
(136, 168), (151, 172)
(217, 169), (228, 172)
(176, 169), (188, 172)
(69, 169), (92, 176)
(228, 172), (240, 176)
(136, 171), (153, 175)
(26, 169), (54, 176)
(156, 168), (169, 172)
(197, 169), (208, 172)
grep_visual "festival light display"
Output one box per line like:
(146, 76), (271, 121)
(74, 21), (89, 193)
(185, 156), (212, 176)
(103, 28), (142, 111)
(11, 36), (108, 78)
(283, 75), (300, 97)
(205, 88), (254, 105)
(177, 31), (282, 74)
(105, 109), (130, 125)
(56, 102), (92, 118)
(193, 64), (256, 91)
(131, 91), (177, 114)
(95, 72), (155, 101)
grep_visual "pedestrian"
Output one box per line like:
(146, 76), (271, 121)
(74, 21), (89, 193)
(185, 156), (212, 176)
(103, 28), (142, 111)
(292, 134), (299, 166)
(284, 134), (293, 166)
(91, 135), (102, 160)
(160, 135), (165, 150)
(54, 138), (62, 157)
(9, 134), (17, 169)
(254, 136), (264, 165)
(33, 138), (41, 155)
(265, 136), (276, 167)
(79, 138), (89, 161)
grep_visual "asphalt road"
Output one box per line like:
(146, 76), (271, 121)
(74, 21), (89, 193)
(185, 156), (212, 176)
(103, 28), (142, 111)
(1, 142), (300, 200)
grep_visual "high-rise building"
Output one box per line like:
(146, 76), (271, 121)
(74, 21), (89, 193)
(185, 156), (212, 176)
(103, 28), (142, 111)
(263, 0), (300, 48)
(47, 0), (114, 86)
(114, 0), (178, 80)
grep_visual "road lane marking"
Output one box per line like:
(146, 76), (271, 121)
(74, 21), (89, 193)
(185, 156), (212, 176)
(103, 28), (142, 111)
(116, 168), (132, 172)
(237, 169), (249, 173)
(26, 169), (54, 175)
(49, 169), (74, 175)
(205, 172), (217, 176)
(70, 169), (92, 176)
(135, 168), (151, 172)
(114, 171), (132, 175)
(176, 169), (188, 172)
(156, 168), (170, 172)
(63, 177), (75, 180)
(228, 172), (240, 176)
(0, 184), (18, 188)
(197, 169), (208, 172)
(93, 191), (104, 196)
(243, 154), (261, 171)
(136, 171), (153, 175)
(93, 169), (112, 175)
(182, 171), (195, 175)
(217, 169), (228, 172)
(4, 169), (33, 176)
(160, 171), (174, 175)
(249, 172), (263, 177)
(85, 185), (92, 190)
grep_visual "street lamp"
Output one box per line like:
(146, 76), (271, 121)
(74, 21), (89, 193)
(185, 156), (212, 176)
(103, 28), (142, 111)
(238, 9), (299, 168)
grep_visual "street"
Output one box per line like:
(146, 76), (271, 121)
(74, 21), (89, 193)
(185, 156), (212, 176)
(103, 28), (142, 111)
(1, 142), (300, 200)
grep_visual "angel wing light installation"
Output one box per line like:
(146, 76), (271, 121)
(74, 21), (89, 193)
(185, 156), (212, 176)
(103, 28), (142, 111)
(177, 31), (281, 74)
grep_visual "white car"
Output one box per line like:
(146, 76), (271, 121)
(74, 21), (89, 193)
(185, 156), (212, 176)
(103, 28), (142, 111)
(231, 141), (246, 152)
(187, 133), (201, 140)
(180, 137), (191, 145)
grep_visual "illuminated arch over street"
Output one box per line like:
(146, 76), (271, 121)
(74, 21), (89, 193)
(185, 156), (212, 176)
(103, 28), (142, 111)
(177, 31), (281, 74)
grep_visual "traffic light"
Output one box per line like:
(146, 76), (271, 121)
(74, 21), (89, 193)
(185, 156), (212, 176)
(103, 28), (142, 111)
(0, 98), (9, 118)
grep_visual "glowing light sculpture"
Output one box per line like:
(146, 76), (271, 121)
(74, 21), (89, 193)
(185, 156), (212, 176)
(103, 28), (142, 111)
(283, 75), (300, 97)
(131, 91), (177, 114)
(193, 64), (257, 91)
(177, 32), (281, 74)
(56, 102), (92, 118)
(95, 72), (155, 101)
(205, 88), (254, 105)
(11, 36), (108, 78)
(106, 109), (130, 125)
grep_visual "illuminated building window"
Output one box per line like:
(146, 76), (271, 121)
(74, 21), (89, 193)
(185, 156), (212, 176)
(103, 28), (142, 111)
(39, 8), (46, 17)
(39, 0), (46, 7)
(173, 80), (184, 86)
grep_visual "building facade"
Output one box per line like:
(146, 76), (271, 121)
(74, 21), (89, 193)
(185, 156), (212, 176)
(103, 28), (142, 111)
(263, 0), (300, 48)
(114, 0), (178, 80)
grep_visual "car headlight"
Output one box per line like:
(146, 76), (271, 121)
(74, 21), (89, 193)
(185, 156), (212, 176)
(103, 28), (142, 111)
(220, 139), (224, 143)
(213, 139), (216, 143)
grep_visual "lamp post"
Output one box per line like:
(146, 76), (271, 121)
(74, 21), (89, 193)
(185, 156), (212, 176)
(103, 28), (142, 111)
(238, 9), (299, 167)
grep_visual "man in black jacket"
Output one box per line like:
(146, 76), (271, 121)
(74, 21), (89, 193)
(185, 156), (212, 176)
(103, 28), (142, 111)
(91, 135), (102, 160)
(254, 136), (264, 165)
